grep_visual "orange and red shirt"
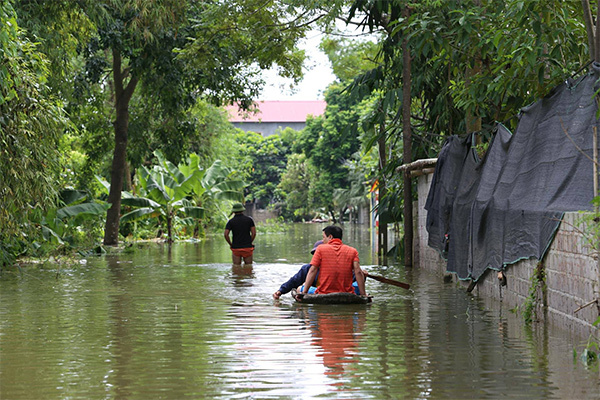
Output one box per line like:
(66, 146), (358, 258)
(310, 238), (359, 294)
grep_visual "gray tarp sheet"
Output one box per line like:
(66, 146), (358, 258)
(425, 63), (600, 281)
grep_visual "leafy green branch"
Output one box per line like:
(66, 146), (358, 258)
(98, 151), (245, 242)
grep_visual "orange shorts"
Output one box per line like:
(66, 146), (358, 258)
(231, 247), (254, 258)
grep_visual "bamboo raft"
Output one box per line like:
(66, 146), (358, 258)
(291, 288), (372, 304)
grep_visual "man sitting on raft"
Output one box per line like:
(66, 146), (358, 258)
(297, 226), (366, 299)
(272, 233), (368, 300)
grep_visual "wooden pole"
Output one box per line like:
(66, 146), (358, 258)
(402, 6), (413, 268)
(596, 2), (600, 62)
(367, 273), (410, 290)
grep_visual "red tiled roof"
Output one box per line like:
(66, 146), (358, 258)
(226, 100), (326, 123)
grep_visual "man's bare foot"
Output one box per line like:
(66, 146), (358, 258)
(498, 271), (507, 286)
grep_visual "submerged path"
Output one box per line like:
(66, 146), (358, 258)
(1, 229), (599, 399)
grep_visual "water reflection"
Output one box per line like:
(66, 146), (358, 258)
(106, 255), (135, 399)
(230, 264), (255, 287)
(297, 306), (366, 379)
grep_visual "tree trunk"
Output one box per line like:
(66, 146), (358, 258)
(466, 1), (482, 140)
(103, 48), (139, 246)
(329, 208), (337, 224)
(377, 135), (388, 265)
(581, 0), (595, 60)
(167, 211), (173, 244)
(596, 2), (600, 62)
(402, 6), (413, 268)
(465, 59), (482, 138)
(103, 102), (128, 245)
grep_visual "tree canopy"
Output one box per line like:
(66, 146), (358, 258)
(15, 0), (333, 245)
(0, 2), (67, 264)
(1, 0), (598, 263)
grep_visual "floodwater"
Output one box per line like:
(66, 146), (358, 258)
(1, 223), (599, 399)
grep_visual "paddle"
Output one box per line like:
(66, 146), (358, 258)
(366, 273), (410, 290)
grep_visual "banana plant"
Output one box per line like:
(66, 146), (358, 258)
(102, 151), (245, 242)
(38, 189), (110, 246)
(118, 151), (204, 242)
(194, 159), (246, 207)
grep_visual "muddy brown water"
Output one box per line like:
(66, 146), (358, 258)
(1, 224), (599, 399)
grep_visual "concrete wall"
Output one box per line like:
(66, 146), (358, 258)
(244, 203), (279, 223)
(232, 122), (307, 137)
(415, 172), (600, 337)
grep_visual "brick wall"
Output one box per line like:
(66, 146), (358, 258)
(415, 173), (448, 276)
(415, 173), (600, 337)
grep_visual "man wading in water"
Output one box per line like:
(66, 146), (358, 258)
(224, 202), (256, 267)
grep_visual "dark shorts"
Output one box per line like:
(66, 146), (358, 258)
(231, 247), (254, 258)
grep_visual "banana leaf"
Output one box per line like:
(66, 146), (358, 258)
(214, 190), (244, 202)
(214, 180), (246, 192)
(120, 207), (161, 223)
(146, 170), (174, 201)
(172, 170), (203, 202)
(178, 153), (203, 178)
(178, 217), (197, 226)
(201, 160), (229, 187)
(182, 206), (204, 219)
(95, 175), (111, 194)
(41, 226), (65, 245)
(155, 150), (186, 184)
(59, 189), (88, 206)
(56, 202), (110, 220)
(121, 197), (162, 209)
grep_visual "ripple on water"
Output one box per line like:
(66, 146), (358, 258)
(1, 243), (599, 399)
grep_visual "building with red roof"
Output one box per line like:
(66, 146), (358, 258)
(226, 100), (326, 136)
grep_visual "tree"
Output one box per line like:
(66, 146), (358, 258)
(101, 0), (325, 245)
(345, 0), (589, 264)
(332, 157), (370, 223)
(191, 158), (247, 230)
(401, 5), (413, 267)
(277, 153), (312, 220)
(319, 36), (380, 82)
(0, 2), (67, 265)
(91, 1), (191, 246)
(297, 83), (364, 216)
(235, 129), (299, 208)
(16, 0), (326, 245)
(117, 151), (206, 243)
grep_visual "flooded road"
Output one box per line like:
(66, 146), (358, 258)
(1, 223), (599, 399)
